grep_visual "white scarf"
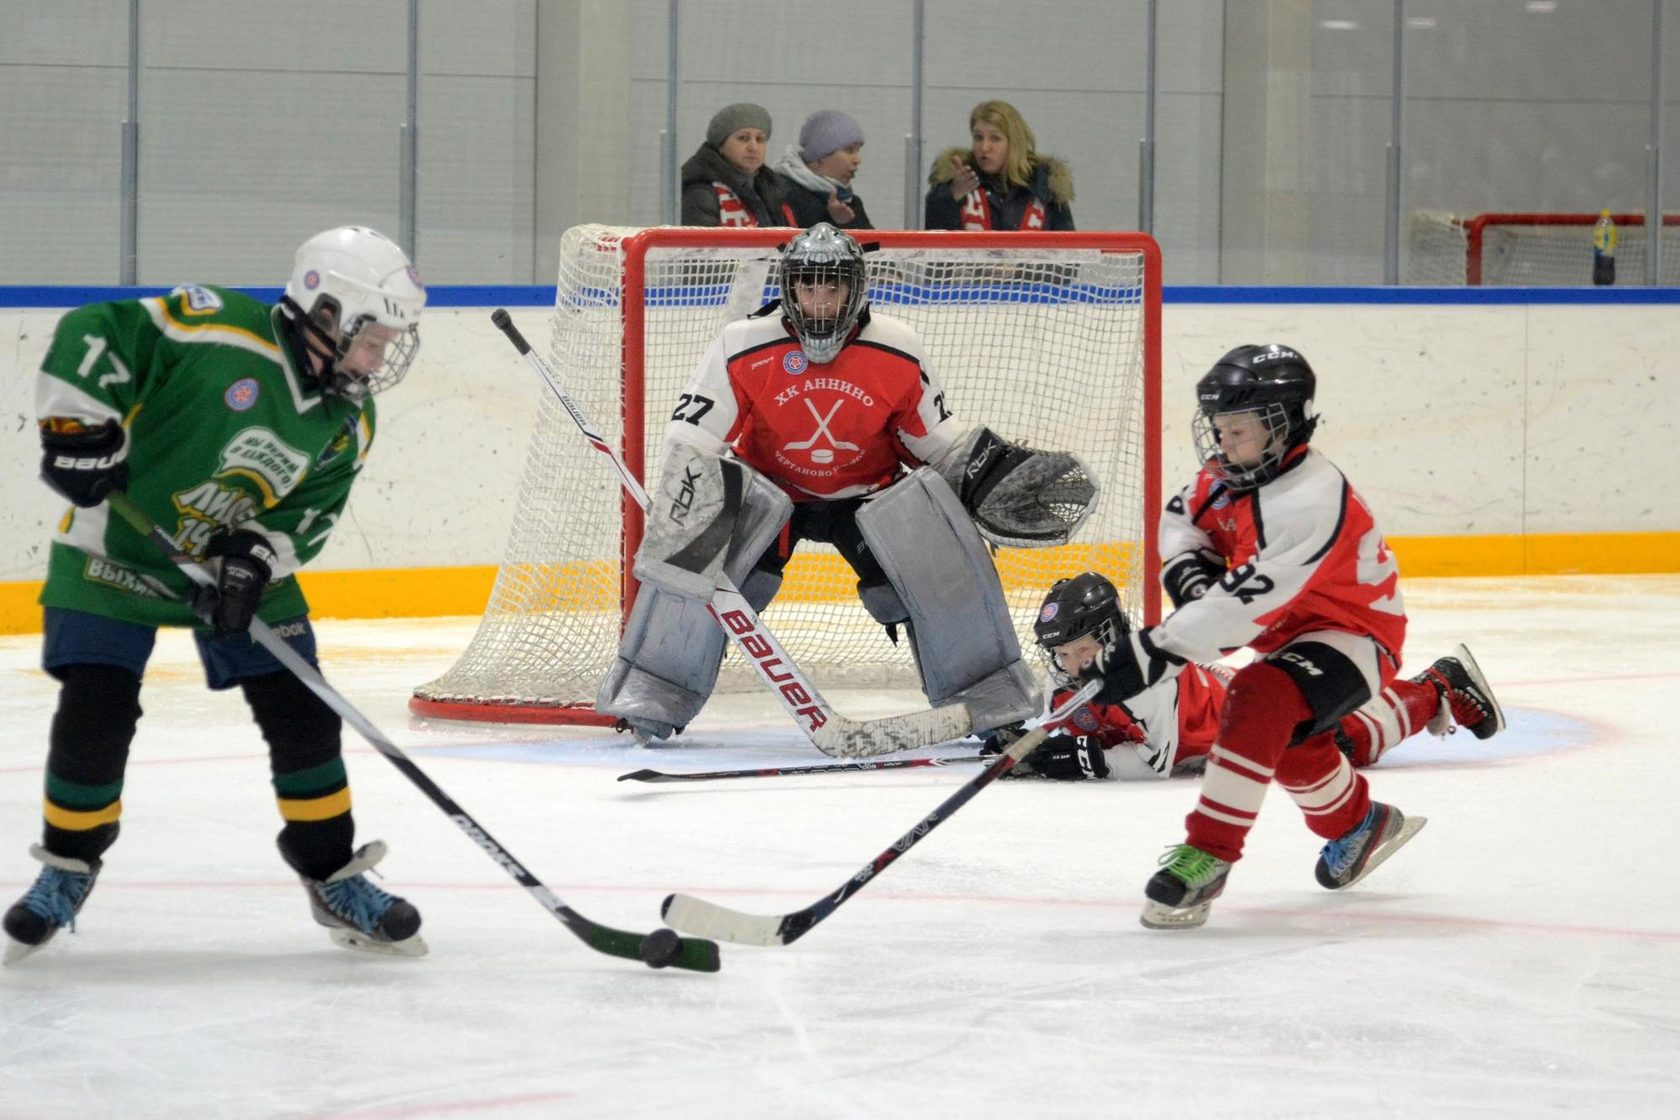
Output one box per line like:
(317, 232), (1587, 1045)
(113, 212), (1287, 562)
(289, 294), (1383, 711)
(773, 146), (852, 200)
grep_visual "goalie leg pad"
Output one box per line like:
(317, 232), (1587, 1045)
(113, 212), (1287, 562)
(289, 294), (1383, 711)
(634, 444), (792, 600)
(857, 468), (1039, 732)
(600, 466), (792, 733)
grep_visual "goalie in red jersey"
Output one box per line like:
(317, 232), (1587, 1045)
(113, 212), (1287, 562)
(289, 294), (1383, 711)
(598, 223), (1099, 743)
(989, 571), (1504, 782)
(1077, 344), (1504, 930)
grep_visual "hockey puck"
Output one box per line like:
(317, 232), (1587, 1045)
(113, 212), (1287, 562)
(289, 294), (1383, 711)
(639, 927), (682, 969)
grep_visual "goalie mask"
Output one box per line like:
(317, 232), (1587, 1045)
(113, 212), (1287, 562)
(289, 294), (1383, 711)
(280, 226), (426, 402)
(1191, 343), (1318, 491)
(1034, 572), (1129, 682)
(779, 222), (867, 365)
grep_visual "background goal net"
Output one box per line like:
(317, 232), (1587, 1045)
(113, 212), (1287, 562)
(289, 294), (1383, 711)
(1407, 210), (1680, 285)
(413, 226), (1162, 724)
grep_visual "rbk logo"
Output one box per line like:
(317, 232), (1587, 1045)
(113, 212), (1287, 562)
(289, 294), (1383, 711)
(669, 465), (702, 522)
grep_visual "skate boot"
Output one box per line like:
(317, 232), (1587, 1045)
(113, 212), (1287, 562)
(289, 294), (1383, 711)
(613, 716), (680, 744)
(294, 840), (426, 957)
(4, 845), (102, 965)
(1315, 802), (1427, 890)
(1418, 644), (1505, 740)
(1141, 844), (1232, 930)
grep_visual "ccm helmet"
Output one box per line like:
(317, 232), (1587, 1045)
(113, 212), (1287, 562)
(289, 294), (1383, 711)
(281, 226), (426, 401)
(1034, 571), (1129, 650)
(1191, 343), (1318, 490)
(779, 222), (867, 364)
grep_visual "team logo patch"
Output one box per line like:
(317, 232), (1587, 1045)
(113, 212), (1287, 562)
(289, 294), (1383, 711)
(1039, 602), (1059, 623)
(303, 269), (321, 290)
(783, 350), (809, 375)
(1212, 492), (1231, 510)
(1073, 707), (1100, 732)
(224, 378), (260, 412)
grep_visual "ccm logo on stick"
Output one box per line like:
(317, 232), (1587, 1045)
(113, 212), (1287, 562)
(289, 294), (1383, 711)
(717, 609), (826, 731)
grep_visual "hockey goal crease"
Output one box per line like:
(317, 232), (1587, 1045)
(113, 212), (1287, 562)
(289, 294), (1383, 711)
(413, 226), (1162, 743)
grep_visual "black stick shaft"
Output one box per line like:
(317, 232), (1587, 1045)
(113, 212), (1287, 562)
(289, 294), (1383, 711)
(619, 754), (986, 783)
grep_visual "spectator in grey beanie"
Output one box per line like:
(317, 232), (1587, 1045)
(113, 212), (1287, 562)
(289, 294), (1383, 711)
(681, 102), (792, 227)
(773, 109), (873, 230)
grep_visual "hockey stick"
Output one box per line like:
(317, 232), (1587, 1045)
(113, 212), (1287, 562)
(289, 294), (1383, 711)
(105, 492), (719, 973)
(618, 753), (987, 784)
(491, 308), (973, 759)
(659, 680), (1100, 946)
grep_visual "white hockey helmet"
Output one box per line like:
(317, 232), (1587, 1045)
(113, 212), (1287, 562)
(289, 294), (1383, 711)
(281, 226), (426, 400)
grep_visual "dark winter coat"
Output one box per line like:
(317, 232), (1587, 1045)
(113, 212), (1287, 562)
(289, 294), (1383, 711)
(778, 177), (875, 231)
(924, 146), (1075, 232)
(680, 144), (794, 228)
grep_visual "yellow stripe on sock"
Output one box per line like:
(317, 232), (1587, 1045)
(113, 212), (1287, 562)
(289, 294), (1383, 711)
(43, 798), (122, 830)
(277, 787), (352, 822)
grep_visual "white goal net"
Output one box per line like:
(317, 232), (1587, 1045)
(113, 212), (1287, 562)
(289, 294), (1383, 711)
(1407, 210), (1680, 285)
(414, 225), (1161, 723)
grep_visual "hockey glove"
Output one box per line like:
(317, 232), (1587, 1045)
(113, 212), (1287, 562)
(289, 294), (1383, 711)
(1162, 548), (1225, 609)
(1019, 733), (1111, 781)
(189, 528), (278, 639)
(40, 418), (128, 508)
(1082, 626), (1184, 705)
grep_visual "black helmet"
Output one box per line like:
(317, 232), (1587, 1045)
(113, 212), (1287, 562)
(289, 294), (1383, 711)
(779, 222), (867, 364)
(1033, 572), (1129, 650)
(1191, 343), (1318, 490)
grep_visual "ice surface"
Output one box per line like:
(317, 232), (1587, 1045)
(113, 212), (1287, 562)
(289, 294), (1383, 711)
(2, 577), (1678, 1117)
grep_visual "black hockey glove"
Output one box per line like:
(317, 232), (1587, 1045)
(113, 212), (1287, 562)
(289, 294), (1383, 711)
(1162, 548), (1226, 609)
(40, 419), (128, 508)
(1082, 626), (1184, 705)
(189, 528), (277, 639)
(1019, 734), (1111, 781)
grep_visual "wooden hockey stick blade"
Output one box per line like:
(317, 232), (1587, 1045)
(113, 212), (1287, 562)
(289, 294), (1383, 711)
(807, 700), (975, 760)
(617, 753), (987, 783)
(660, 681), (1100, 947)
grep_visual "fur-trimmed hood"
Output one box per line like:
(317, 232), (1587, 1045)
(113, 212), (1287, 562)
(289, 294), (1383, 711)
(926, 145), (1074, 205)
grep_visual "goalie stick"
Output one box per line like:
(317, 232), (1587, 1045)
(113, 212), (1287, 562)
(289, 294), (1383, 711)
(659, 680), (1101, 946)
(491, 307), (973, 759)
(618, 753), (986, 783)
(106, 492), (720, 974)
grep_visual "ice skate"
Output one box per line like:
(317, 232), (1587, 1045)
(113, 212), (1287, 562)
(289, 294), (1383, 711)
(1418, 644), (1505, 740)
(613, 716), (680, 744)
(1140, 844), (1232, 930)
(4, 845), (102, 965)
(294, 840), (426, 957)
(1315, 802), (1427, 890)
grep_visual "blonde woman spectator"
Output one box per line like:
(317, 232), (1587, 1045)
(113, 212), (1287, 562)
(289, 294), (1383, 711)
(774, 110), (873, 230)
(681, 102), (793, 228)
(925, 100), (1074, 231)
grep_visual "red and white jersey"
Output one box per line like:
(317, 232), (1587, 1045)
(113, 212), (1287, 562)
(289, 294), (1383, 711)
(1047, 662), (1230, 778)
(663, 307), (968, 501)
(1154, 447), (1406, 664)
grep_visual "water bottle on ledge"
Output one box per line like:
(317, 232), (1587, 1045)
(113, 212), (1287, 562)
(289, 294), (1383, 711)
(1592, 209), (1618, 285)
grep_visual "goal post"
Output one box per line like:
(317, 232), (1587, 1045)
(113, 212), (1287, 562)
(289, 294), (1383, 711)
(412, 225), (1163, 725)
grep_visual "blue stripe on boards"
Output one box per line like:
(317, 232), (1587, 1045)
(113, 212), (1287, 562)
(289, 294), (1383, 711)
(4, 284), (1677, 311)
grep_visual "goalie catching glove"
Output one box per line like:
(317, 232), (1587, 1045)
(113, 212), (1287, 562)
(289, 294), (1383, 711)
(940, 427), (1098, 548)
(980, 726), (1111, 781)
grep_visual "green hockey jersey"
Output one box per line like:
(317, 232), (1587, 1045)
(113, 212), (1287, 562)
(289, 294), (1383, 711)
(36, 284), (376, 628)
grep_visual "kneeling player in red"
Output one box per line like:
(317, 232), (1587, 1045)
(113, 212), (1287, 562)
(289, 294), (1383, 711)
(990, 571), (1504, 782)
(1079, 344), (1465, 929)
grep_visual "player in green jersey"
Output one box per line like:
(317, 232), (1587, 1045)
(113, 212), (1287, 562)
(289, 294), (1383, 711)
(5, 227), (429, 963)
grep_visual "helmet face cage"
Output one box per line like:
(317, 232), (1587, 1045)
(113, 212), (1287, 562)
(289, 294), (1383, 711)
(282, 226), (426, 402)
(1192, 401), (1297, 490)
(779, 223), (867, 364)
